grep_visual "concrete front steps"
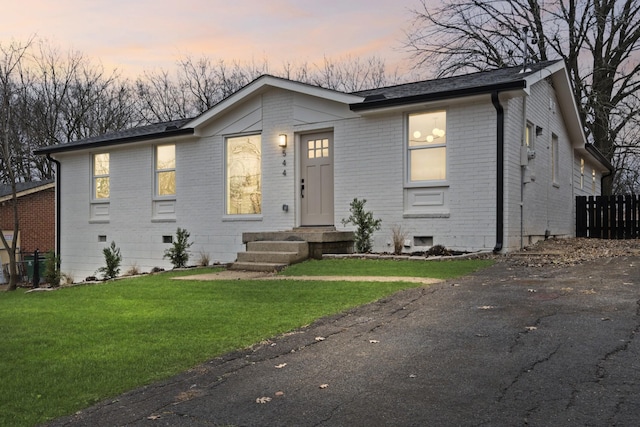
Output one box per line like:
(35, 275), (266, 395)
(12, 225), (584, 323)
(229, 228), (355, 272)
(230, 240), (309, 272)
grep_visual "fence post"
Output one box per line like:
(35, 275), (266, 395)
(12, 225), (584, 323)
(576, 196), (587, 237)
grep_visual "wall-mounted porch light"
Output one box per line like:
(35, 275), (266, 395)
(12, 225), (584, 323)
(278, 134), (287, 148)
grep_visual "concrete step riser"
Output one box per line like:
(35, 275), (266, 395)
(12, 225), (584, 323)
(237, 251), (304, 264)
(247, 241), (309, 257)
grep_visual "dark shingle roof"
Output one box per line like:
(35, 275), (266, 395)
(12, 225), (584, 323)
(35, 60), (563, 155)
(35, 118), (194, 155)
(350, 60), (562, 111)
(0, 179), (55, 198)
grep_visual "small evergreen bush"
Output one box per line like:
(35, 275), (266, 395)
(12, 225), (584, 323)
(97, 241), (122, 280)
(341, 198), (382, 253)
(164, 228), (193, 268)
(43, 250), (61, 287)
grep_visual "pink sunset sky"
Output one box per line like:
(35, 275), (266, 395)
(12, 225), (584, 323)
(0, 0), (433, 78)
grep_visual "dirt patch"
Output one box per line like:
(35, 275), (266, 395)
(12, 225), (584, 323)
(504, 237), (640, 267)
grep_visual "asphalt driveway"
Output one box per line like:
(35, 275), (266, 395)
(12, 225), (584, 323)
(46, 253), (640, 426)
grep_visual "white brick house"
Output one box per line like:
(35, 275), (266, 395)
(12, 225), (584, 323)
(37, 59), (611, 280)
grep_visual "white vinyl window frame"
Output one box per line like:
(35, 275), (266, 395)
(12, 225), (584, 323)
(154, 144), (176, 198)
(551, 134), (559, 185)
(92, 153), (110, 200)
(525, 122), (535, 150)
(225, 134), (262, 216)
(406, 110), (447, 185)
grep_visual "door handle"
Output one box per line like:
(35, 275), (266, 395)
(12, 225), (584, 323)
(301, 179), (305, 198)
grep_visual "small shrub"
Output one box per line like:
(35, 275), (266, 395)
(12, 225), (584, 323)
(43, 251), (61, 287)
(164, 228), (193, 268)
(96, 241), (122, 280)
(390, 225), (407, 255)
(125, 263), (141, 276)
(197, 250), (211, 267)
(341, 198), (382, 253)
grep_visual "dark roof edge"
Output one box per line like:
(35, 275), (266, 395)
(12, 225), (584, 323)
(34, 127), (195, 155)
(349, 80), (527, 112)
(585, 143), (613, 172)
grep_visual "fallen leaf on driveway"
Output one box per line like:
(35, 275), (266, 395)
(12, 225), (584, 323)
(369, 339), (380, 344)
(315, 336), (326, 341)
(319, 384), (329, 389)
(275, 363), (287, 369)
(525, 326), (537, 331)
(275, 391), (285, 396)
(147, 415), (161, 420)
(256, 397), (272, 404)
(478, 305), (495, 310)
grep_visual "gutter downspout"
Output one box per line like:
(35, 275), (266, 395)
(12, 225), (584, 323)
(47, 154), (61, 259)
(520, 94), (528, 250)
(492, 91), (504, 253)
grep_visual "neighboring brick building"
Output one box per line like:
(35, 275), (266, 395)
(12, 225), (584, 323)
(0, 180), (55, 259)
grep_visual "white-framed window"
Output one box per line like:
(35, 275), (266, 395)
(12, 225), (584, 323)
(592, 169), (596, 195)
(92, 153), (110, 200)
(408, 111), (447, 182)
(226, 134), (262, 215)
(525, 122), (534, 149)
(155, 144), (176, 197)
(551, 134), (559, 184)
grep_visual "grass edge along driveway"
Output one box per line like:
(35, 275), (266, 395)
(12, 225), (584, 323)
(0, 258), (492, 426)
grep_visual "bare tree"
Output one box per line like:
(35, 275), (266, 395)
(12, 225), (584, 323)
(0, 38), (33, 291)
(310, 55), (401, 92)
(13, 41), (139, 181)
(405, 0), (640, 194)
(133, 54), (402, 123)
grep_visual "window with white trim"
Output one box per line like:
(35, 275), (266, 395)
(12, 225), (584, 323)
(408, 111), (447, 182)
(551, 134), (559, 184)
(93, 153), (110, 200)
(155, 144), (176, 197)
(226, 134), (262, 215)
(525, 122), (534, 149)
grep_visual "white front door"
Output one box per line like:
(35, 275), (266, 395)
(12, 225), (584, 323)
(300, 132), (334, 226)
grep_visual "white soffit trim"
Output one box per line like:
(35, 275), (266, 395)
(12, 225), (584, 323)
(186, 75), (364, 129)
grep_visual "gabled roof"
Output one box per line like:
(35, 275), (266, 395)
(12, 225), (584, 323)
(185, 74), (365, 128)
(0, 179), (55, 202)
(350, 60), (562, 111)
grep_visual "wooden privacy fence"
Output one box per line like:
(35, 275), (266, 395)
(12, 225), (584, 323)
(576, 195), (640, 239)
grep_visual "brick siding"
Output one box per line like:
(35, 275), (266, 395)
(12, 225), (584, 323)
(0, 187), (55, 254)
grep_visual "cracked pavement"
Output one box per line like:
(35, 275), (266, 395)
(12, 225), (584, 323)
(45, 253), (640, 426)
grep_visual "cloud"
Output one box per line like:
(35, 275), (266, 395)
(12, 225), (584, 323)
(0, 0), (420, 77)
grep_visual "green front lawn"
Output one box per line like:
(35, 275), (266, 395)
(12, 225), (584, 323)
(0, 258), (492, 426)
